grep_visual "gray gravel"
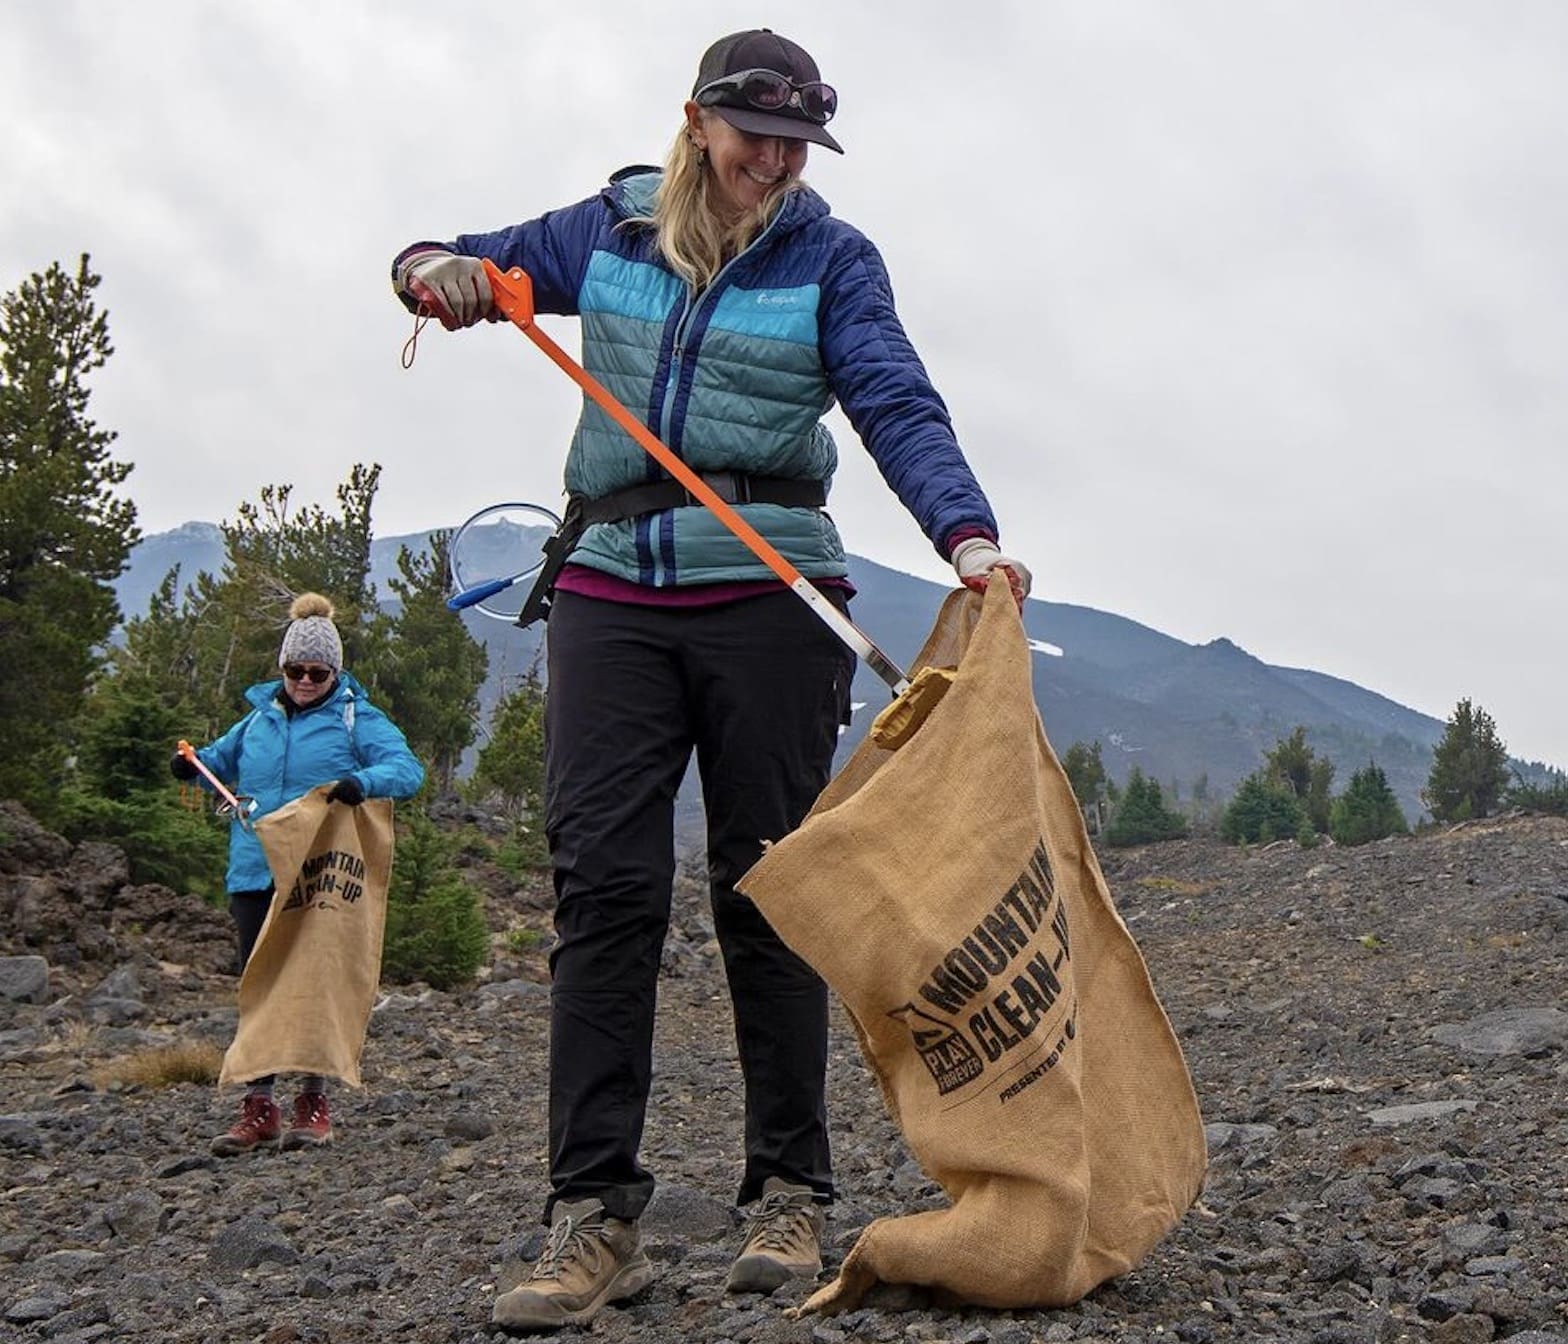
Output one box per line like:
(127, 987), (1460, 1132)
(2, 808), (1567, 1343)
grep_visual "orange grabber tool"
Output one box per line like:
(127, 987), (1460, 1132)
(479, 260), (912, 698)
(176, 740), (259, 828)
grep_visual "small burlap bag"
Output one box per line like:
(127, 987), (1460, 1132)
(737, 575), (1206, 1311)
(218, 791), (394, 1089)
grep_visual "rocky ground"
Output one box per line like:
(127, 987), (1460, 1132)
(2, 799), (1567, 1344)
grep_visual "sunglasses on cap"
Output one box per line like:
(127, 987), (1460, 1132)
(694, 68), (838, 125)
(283, 664), (334, 685)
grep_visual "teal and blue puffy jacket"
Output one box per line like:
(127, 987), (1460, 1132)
(195, 673), (425, 893)
(395, 168), (998, 586)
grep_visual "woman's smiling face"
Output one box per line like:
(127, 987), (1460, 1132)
(688, 106), (808, 220)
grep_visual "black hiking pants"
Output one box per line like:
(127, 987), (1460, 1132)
(228, 888), (275, 1089)
(542, 588), (855, 1222)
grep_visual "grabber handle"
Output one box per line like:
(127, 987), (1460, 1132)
(176, 739), (256, 824)
(446, 576), (513, 611)
(478, 260), (910, 696)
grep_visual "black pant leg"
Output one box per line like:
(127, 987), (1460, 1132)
(686, 591), (855, 1205)
(542, 593), (693, 1222)
(228, 888), (276, 1089)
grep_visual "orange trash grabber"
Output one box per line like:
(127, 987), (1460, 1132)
(479, 261), (962, 745)
(176, 740), (259, 828)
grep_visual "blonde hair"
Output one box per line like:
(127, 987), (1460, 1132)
(636, 115), (801, 292)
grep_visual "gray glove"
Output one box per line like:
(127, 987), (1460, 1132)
(398, 250), (493, 330)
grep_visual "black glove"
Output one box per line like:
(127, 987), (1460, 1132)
(325, 777), (365, 807)
(170, 751), (200, 782)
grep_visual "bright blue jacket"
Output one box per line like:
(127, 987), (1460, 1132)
(395, 168), (998, 586)
(196, 673), (425, 893)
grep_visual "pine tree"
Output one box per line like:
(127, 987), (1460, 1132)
(117, 467), (385, 741)
(381, 807), (489, 990)
(0, 256), (138, 810)
(365, 531), (488, 792)
(1330, 762), (1409, 846)
(1061, 740), (1109, 831)
(1263, 726), (1335, 832)
(1422, 698), (1510, 822)
(1220, 771), (1306, 845)
(1506, 769), (1568, 817)
(470, 671), (547, 829)
(1104, 767), (1188, 847)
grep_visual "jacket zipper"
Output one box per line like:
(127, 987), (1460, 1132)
(657, 207), (787, 448)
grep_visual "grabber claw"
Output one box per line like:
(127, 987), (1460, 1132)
(176, 740), (259, 828)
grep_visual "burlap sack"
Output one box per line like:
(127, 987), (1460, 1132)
(737, 575), (1207, 1311)
(218, 791), (394, 1089)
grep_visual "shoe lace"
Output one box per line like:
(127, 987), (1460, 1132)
(235, 1096), (275, 1134)
(743, 1189), (816, 1254)
(295, 1094), (328, 1127)
(529, 1213), (605, 1281)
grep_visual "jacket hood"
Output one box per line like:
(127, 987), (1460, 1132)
(603, 166), (831, 237)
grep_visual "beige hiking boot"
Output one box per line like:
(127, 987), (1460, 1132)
(725, 1177), (825, 1294)
(491, 1198), (653, 1333)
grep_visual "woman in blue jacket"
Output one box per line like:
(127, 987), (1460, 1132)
(392, 28), (1029, 1331)
(171, 592), (425, 1157)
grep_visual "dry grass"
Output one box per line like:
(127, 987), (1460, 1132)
(94, 1040), (224, 1091)
(1133, 875), (1210, 897)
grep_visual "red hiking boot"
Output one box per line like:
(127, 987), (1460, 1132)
(211, 1094), (282, 1157)
(282, 1092), (333, 1150)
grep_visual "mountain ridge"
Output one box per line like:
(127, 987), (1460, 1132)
(117, 521), (1454, 822)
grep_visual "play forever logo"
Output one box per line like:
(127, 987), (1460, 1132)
(887, 839), (1076, 1106)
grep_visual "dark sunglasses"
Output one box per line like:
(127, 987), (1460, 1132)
(283, 664), (334, 685)
(695, 68), (837, 125)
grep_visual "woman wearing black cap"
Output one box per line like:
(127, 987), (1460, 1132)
(392, 28), (1029, 1332)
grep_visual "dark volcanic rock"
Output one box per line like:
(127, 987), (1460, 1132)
(0, 806), (1565, 1342)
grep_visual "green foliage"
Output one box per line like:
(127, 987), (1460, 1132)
(1505, 768), (1568, 817)
(116, 467), (387, 745)
(1329, 761), (1409, 846)
(363, 531), (487, 793)
(494, 826), (549, 876)
(1220, 771), (1306, 845)
(381, 807), (489, 990)
(504, 926), (543, 953)
(220, 468), (380, 668)
(53, 788), (227, 894)
(0, 255), (138, 809)
(51, 670), (227, 890)
(1061, 740), (1108, 810)
(1264, 726), (1314, 798)
(470, 672), (547, 825)
(1423, 698), (1510, 822)
(1104, 767), (1188, 847)
(1263, 726), (1334, 832)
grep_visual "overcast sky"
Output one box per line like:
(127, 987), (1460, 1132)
(4, 1), (1564, 767)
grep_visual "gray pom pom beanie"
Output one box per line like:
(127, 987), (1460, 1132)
(278, 594), (344, 671)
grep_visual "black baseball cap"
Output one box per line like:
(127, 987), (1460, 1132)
(691, 28), (843, 154)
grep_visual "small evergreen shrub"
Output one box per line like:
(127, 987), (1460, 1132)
(1329, 763), (1410, 846)
(1506, 771), (1568, 817)
(381, 809), (489, 990)
(1104, 768), (1188, 847)
(1220, 772), (1306, 845)
(53, 788), (228, 894)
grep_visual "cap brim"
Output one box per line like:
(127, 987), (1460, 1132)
(711, 104), (843, 153)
